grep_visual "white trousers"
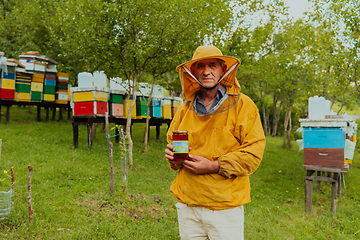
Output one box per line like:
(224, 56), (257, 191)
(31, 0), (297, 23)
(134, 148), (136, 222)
(175, 202), (244, 240)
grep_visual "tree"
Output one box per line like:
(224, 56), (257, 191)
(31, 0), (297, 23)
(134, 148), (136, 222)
(309, 0), (360, 111)
(50, 0), (233, 167)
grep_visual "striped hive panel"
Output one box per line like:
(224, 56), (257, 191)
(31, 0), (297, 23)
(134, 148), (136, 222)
(0, 88), (15, 99)
(31, 82), (44, 92)
(56, 90), (68, 96)
(45, 73), (56, 80)
(15, 79), (31, 85)
(44, 79), (56, 86)
(56, 72), (69, 78)
(43, 94), (55, 102)
(33, 73), (44, 79)
(15, 83), (31, 93)
(15, 92), (30, 102)
(56, 83), (68, 89)
(32, 77), (44, 83)
(57, 78), (68, 83)
(1, 79), (15, 90)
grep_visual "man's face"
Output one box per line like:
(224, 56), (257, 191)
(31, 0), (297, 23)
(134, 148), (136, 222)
(193, 58), (224, 89)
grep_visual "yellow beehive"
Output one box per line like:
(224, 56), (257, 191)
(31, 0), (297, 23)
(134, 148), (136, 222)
(73, 92), (94, 102)
(55, 99), (68, 104)
(56, 72), (69, 78)
(43, 94), (55, 101)
(162, 97), (172, 120)
(73, 91), (108, 102)
(15, 92), (30, 102)
(31, 82), (44, 92)
(1, 79), (15, 90)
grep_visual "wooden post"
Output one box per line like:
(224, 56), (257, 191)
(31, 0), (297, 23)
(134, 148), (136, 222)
(37, 106), (41, 122)
(105, 112), (114, 193)
(27, 166), (34, 223)
(156, 124), (160, 140)
(11, 167), (14, 209)
(87, 123), (93, 149)
(331, 173), (339, 213)
(46, 107), (49, 121)
(316, 171), (321, 190)
(305, 170), (314, 213)
(52, 107), (56, 120)
(6, 105), (10, 124)
(59, 107), (63, 121)
(68, 106), (71, 120)
(73, 123), (79, 149)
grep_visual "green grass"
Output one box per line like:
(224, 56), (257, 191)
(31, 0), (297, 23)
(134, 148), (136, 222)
(0, 106), (360, 239)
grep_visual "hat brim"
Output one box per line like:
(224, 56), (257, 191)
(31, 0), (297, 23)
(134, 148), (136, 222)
(176, 55), (240, 72)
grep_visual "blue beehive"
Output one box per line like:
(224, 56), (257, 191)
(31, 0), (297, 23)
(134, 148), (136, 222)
(150, 98), (162, 117)
(303, 127), (345, 149)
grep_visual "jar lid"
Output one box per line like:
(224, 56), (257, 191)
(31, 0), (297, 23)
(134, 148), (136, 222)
(173, 130), (188, 134)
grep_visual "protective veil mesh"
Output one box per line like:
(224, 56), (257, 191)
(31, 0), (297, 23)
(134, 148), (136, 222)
(179, 62), (241, 116)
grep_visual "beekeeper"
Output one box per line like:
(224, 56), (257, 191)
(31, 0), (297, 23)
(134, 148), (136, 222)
(165, 45), (266, 239)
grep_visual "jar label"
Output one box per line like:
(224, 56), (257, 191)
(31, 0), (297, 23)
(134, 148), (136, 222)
(173, 141), (189, 153)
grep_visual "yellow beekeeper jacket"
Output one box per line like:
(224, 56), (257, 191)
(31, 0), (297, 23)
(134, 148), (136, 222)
(166, 45), (266, 210)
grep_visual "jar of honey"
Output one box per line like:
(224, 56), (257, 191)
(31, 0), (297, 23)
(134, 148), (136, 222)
(172, 131), (189, 161)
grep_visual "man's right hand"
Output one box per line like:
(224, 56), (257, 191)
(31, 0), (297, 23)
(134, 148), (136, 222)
(165, 143), (184, 165)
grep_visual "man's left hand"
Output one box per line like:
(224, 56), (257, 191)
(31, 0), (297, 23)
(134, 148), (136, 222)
(182, 154), (220, 175)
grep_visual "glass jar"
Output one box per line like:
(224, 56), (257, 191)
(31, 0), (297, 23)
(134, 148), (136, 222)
(172, 131), (189, 161)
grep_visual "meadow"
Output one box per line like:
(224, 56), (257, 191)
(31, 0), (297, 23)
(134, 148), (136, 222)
(0, 105), (360, 239)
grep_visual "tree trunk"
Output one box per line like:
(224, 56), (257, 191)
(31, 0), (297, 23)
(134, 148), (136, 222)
(272, 96), (283, 137)
(105, 112), (114, 194)
(126, 74), (138, 168)
(27, 166), (34, 223)
(283, 104), (292, 148)
(261, 100), (270, 135)
(143, 73), (156, 154)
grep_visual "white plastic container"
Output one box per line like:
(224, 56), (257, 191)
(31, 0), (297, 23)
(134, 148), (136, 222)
(308, 96), (330, 119)
(78, 72), (94, 88)
(152, 84), (164, 98)
(345, 139), (356, 160)
(110, 77), (122, 90)
(93, 71), (107, 88)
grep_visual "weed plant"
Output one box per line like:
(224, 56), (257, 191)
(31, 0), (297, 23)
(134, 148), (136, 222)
(0, 105), (359, 239)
